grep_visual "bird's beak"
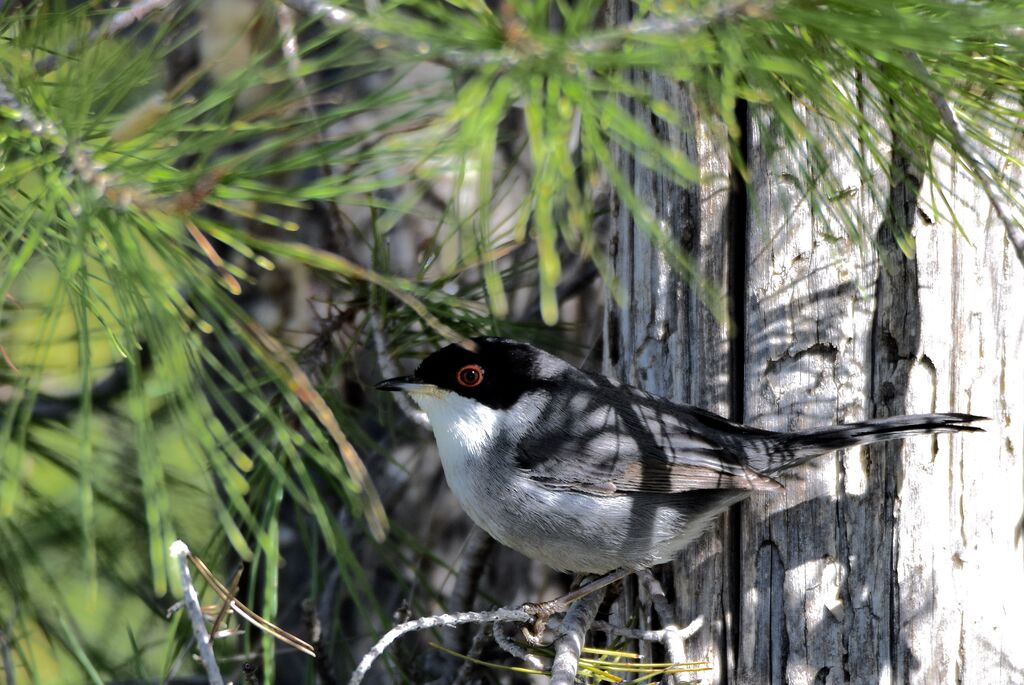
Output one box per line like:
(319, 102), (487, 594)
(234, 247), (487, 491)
(375, 375), (425, 392)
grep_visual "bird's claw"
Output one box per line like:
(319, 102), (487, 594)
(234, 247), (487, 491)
(519, 600), (564, 645)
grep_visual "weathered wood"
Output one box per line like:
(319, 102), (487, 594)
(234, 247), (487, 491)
(601, 18), (1024, 679)
(892, 145), (1024, 683)
(738, 101), (1024, 683)
(738, 100), (884, 684)
(602, 0), (734, 672)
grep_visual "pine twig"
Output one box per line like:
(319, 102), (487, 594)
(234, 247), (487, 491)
(905, 51), (1024, 265)
(0, 78), (153, 209)
(168, 540), (225, 685)
(549, 587), (606, 685)
(347, 607), (534, 685)
(573, 0), (764, 53)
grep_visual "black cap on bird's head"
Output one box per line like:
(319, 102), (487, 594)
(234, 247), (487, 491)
(375, 337), (559, 410)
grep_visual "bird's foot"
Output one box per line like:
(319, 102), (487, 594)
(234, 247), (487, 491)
(517, 568), (633, 644)
(518, 599), (565, 644)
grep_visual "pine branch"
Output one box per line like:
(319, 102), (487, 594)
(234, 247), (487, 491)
(0, 80), (135, 204)
(905, 51), (1024, 265)
(282, 0), (765, 69)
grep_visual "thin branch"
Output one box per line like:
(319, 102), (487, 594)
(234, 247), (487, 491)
(347, 606), (533, 685)
(168, 541), (225, 685)
(186, 546), (316, 657)
(905, 51), (1024, 265)
(588, 616), (704, 644)
(549, 587), (606, 685)
(105, 0), (177, 36)
(638, 569), (687, 683)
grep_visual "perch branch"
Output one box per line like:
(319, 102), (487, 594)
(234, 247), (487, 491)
(549, 587), (606, 685)
(347, 606), (534, 685)
(169, 540), (225, 685)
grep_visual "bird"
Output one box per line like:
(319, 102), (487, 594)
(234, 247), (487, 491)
(376, 336), (984, 576)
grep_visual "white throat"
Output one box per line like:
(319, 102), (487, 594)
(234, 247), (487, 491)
(409, 390), (504, 463)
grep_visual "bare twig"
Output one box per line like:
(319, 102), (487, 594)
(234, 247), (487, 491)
(638, 569), (687, 683)
(589, 616), (704, 644)
(169, 540), (225, 685)
(186, 546), (316, 657)
(549, 587), (606, 685)
(905, 51), (1024, 265)
(106, 0), (177, 36)
(347, 606), (533, 685)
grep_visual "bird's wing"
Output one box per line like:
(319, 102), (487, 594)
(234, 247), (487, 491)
(513, 378), (780, 495)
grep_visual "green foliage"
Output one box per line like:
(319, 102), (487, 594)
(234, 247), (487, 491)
(0, 0), (1021, 682)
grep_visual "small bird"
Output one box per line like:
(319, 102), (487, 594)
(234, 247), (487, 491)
(377, 337), (983, 575)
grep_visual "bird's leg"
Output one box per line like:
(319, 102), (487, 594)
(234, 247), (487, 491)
(520, 568), (632, 642)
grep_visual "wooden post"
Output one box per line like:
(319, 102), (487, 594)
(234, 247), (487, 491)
(602, 4), (1024, 676)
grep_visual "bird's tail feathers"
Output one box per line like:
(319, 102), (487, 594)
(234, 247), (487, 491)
(762, 413), (985, 474)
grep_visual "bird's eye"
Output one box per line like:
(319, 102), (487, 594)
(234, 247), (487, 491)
(456, 364), (484, 388)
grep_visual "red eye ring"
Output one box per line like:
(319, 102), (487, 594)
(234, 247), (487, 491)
(456, 364), (484, 388)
